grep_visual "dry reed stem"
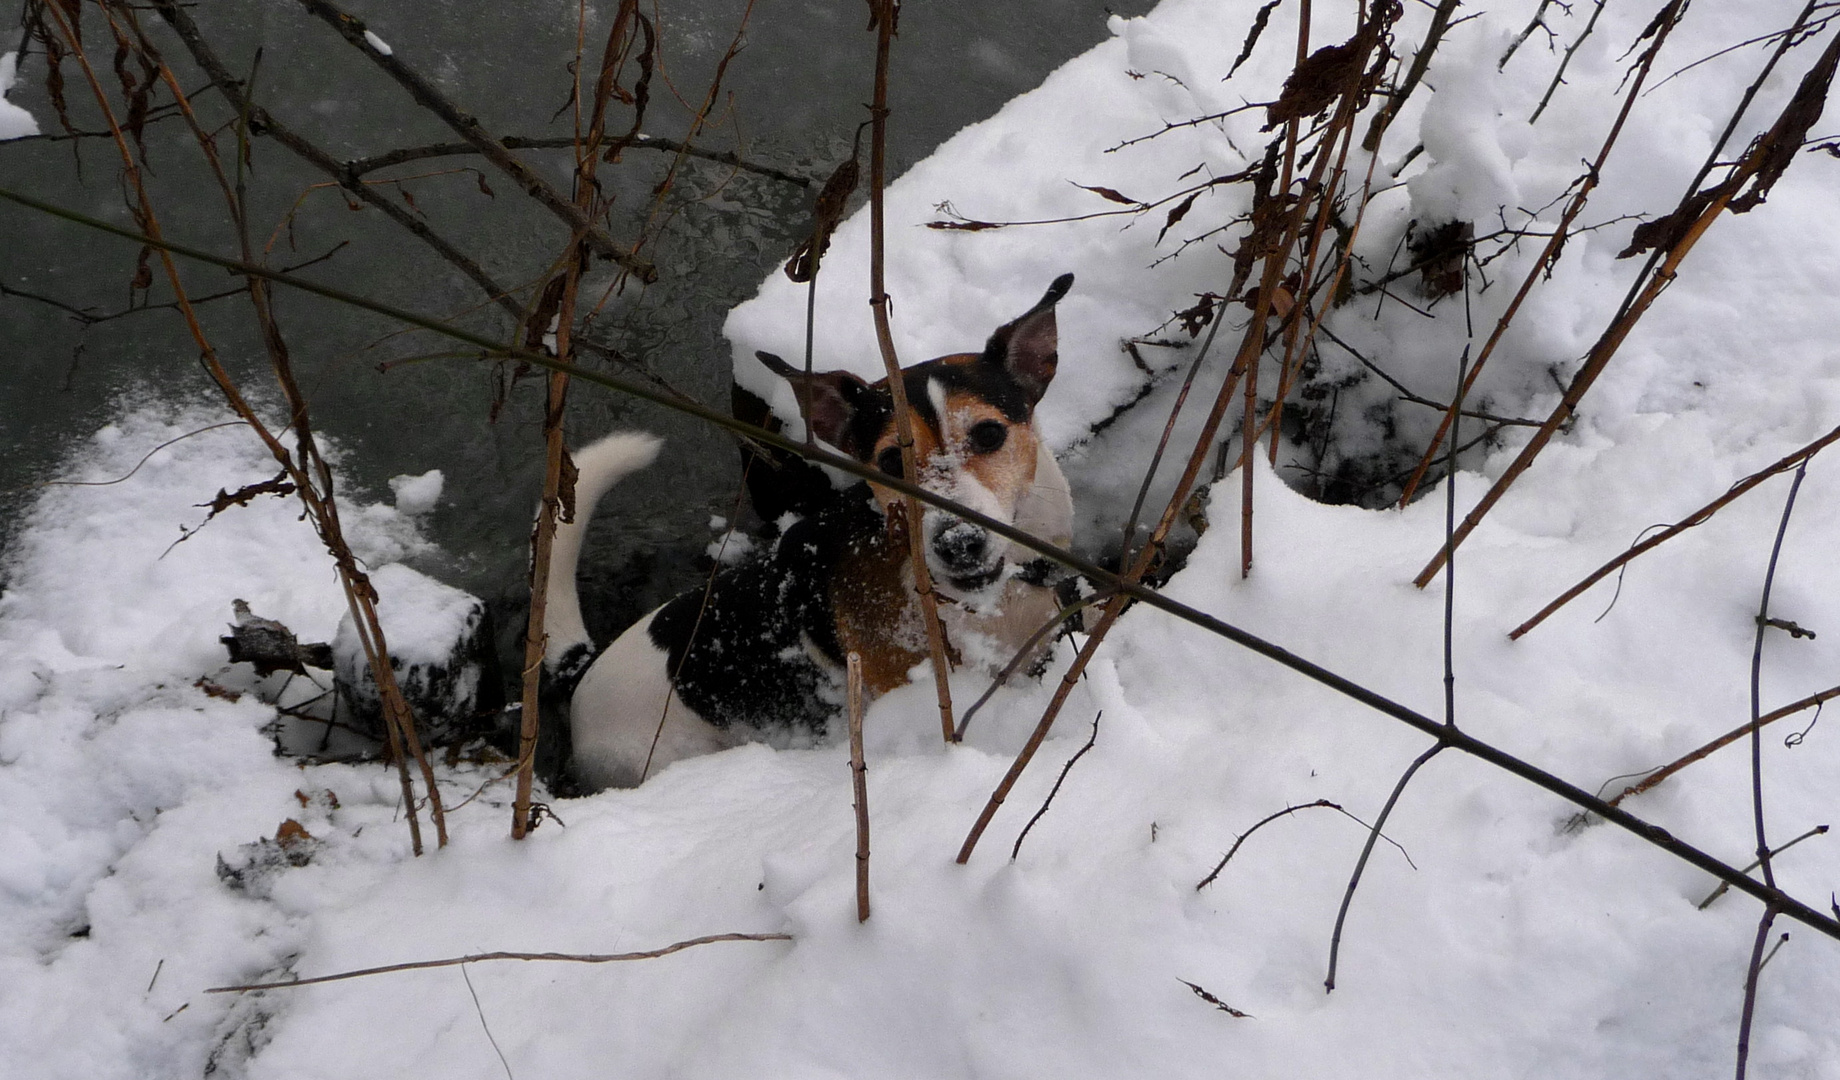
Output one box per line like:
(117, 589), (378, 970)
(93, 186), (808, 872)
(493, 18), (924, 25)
(1511, 422), (1840, 638)
(865, 0), (957, 744)
(1609, 683), (1840, 806)
(343, 132), (809, 186)
(297, 0), (656, 282)
(1239, 0), (1312, 578)
(513, 0), (640, 840)
(204, 932), (794, 993)
(22, 189), (1840, 943)
(1394, 0), (1689, 509)
(848, 652), (870, 922)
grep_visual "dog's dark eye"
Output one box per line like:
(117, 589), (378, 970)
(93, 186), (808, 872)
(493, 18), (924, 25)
(968, 420), (1008, 454)
(876, 446), (905, 479)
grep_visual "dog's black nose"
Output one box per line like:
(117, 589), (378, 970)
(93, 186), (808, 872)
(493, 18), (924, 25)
(932, 522), (989, 571)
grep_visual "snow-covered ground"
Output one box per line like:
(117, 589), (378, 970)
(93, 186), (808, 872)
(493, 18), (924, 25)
(4, 1), (1839, 1077)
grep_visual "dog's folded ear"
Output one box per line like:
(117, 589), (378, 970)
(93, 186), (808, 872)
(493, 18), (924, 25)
(756, 351), (877, 454)
(981, 272), (1073, 405)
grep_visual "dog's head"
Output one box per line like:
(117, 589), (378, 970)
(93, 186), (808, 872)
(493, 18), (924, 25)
(758, 273), (1071, 598)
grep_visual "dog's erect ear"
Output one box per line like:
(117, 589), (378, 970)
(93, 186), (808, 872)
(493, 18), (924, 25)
(756, 351), (876, 454)
(981, 273), (1073, 404)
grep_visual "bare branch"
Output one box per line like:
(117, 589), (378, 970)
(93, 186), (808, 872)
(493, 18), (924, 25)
(205, 932), (794, 993)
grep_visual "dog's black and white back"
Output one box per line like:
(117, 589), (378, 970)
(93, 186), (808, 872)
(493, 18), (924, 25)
(545, 274), (1076, 790)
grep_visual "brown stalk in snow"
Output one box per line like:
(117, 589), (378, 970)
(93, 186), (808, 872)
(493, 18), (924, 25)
(1511, 422), (1840, 639)
(848, 652), (870, 922)
(205, 932), (794, 993)
(865, 0), (958, 744)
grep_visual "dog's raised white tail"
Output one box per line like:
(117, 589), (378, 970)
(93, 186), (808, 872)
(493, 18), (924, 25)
(543, 432), (662, 672)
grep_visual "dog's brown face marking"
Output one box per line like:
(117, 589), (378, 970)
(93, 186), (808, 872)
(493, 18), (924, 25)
(755, 272), (1072, 597)
(863, 366), (1041, 524)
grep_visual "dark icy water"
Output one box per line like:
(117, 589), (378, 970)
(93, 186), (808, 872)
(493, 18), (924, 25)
(1, 0), (1147, 641)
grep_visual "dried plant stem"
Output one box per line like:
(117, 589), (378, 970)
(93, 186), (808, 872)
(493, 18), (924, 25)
(1325, 743), (1443, 992)
(1263, 115), (1372, 462)
(848, 652), (870, 922)
(297, 0), (655, 282)
(22, 187), (1840, 944)
(204, 932), (794, 993)
(1395, 2), (1689, 509)
(344, 132), (809, 186)
(956, 588), (1115, 741)
(1528, 0), (1606, 123)
(513, 363), (572, 839)
(1699, 825), (1829, 909)
(513, 0), (638, 840)
(865, 0), (956, 744)
(1512, 422), (1840, 639)
(1730, 462), (1809, 1077)
(1364, 0), (1460, 150)
(1011, 711), (1100, 860)
(1240, 0), (1312, 578)
(1197, 799), (1404, 890)
(1609, 684), (1840, 806)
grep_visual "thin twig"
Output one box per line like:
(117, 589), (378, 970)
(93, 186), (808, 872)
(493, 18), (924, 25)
(459, 964), (515, 1080)
(1011, 712), (1101, 860)
(1749, 463), (1809, 891)
(1699, 825), (1829, 909)
(1512, 423), (1840, 638)
(848, 652), (870, 922)
(204, 932), (794, 993)
(1529, 0), (1606, 123)
(151, 0), (527, 322)
(343, 132), (810, 186)
(1734, 905), (1780, 1080)
(1197, 799), (1343, 889)
(1325, 742), (1443, 992)
(1610, 684), (1840, 806)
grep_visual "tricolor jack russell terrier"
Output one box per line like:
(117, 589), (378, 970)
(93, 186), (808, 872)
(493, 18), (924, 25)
(544, 274), (1077, 790)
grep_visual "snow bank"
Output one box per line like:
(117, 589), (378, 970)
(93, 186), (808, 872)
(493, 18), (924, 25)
(0, 52), (39, 141)
(6, 1), (1840, 1077)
